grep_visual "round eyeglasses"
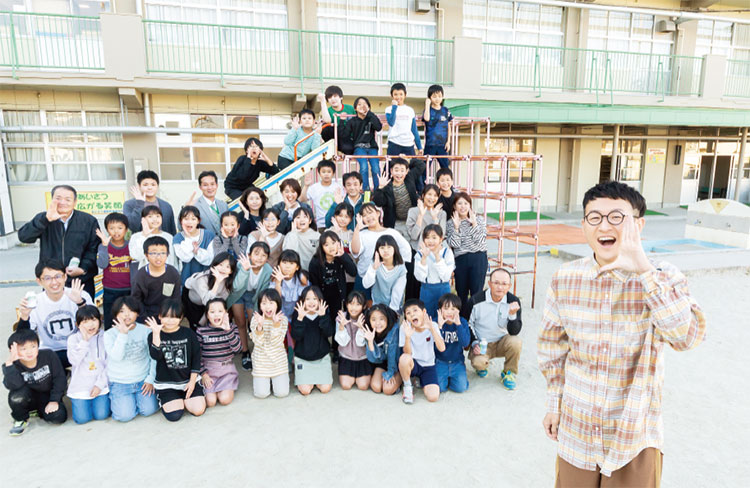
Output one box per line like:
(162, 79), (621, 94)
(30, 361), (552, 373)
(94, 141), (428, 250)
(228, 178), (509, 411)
(584, 210), (630, 226)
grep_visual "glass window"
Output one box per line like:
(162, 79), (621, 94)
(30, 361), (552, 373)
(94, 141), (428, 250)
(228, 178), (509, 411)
(3, 111), (42, 143)
(465, 1), (564, 46)
(143, 0), (288, 28)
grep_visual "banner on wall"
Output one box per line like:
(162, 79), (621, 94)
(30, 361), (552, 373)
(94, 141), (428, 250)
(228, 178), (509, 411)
(647, 148), (666, 165)
(45, 191), (125, 216)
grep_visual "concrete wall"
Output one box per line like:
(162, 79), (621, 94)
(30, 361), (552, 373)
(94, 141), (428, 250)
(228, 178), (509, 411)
(536, 126), (561, 212)
(642, 127), (669, 207)
(569, 128), (603, 212)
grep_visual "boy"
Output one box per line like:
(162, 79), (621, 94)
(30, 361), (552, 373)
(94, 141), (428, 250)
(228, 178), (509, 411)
(123, 170), (177, 235)
(318, 86), (355, 154)
(372, 157), (424, 236)
(325, 171), (364, 230)
(96, 212), (132, 330)
(385, 83), (422, 157)
(277, 109), (322, 170)
(422, 85), (453, 173)
(436, 167), (456, 220)
(129, 206), (177, 271)
(189, 170), (229, 235)
(131, 236), (181, 322)
(398, 299), (446, 404)
(17, 259), (94, 368)
(538, 181), (706, 484)
(224, 138), (279, 200)
(3, 329), (67, 435)
(467, 268), (522, 390)
(301, 159), (344, 229)
(435, 293), (470, 393)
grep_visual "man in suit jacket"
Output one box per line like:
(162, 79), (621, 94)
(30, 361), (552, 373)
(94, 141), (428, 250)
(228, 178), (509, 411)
(123, 170), (177, 235)
(189, 170), (229, 236)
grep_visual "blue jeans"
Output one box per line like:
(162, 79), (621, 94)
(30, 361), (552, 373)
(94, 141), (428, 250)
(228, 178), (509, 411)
(420, 282), (451, 321)
(109, 381), (160, 422)
(424, 143), (449, 192)
(71, 395), (111, 424)
(387, 142), (416, 157)
(354, 147), (379, 191)
(436, 359), (469, 393)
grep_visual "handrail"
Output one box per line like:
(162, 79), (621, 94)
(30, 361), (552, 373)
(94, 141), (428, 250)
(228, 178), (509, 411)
(294, 124), (331, 161)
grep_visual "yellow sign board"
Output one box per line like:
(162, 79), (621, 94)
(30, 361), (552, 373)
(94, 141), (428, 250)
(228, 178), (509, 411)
(647, 148), (666, 165)
(45, 191), (125, 216)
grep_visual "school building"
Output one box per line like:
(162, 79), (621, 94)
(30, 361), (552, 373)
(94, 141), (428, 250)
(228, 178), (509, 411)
(1, 0), (750, 234)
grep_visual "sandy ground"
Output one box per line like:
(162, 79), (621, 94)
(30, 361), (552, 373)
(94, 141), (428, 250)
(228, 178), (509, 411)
(0, 254), (748, 487)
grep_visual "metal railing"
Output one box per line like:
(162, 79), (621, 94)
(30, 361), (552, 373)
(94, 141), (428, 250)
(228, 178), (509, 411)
(142, 19), (453, 89)
(482, 42), (703, 100)
(725, 59), (750, 98)
(0, 11), (104, 76)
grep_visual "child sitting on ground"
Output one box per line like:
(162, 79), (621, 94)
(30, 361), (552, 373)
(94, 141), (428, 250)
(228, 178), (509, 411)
(291, 286), (334, 396)
(129, 206), (177, 271)
(250, 289), (290, 399)
(213, 211), (247, 260)
(96, 212), (132, 329)
(282, 207), (320, 272)
(301, 159), (344, 230)
(334, 291), (372, 391)
(362, 304), (401, 395)
(131, 236), (181, 322)
(196, 298), (242, 408)
(398, 299), (446, 404)
(434, 293), (470, 394)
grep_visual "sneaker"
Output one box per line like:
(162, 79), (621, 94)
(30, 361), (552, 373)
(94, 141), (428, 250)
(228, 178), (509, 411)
(402, 385), (414, 404)
(477, 369), (488, 378)
(9, 420), (27, 436)
(501, 370), (516, 390)
(28, 410), (38, 418)
(241, 351), (252, 371)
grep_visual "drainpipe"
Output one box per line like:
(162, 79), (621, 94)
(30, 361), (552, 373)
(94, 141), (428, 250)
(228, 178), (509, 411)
(610, 124), (620, 181)
(144, 92), (151, 127)
(708, 128), (719, 200)
(733, 127), (748, 201)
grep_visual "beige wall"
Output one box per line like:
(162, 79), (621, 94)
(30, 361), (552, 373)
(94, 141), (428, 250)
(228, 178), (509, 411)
(536, 126), (560, 212)
(570, 128), (603, 211)
(641, 127), (669, 206)
(663, 139), (685, 206)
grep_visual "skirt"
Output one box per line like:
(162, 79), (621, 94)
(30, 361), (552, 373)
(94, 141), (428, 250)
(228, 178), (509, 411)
(338, 357), (374, 378)
(293, 355), (333, 386)
(203, 360), (240, 393)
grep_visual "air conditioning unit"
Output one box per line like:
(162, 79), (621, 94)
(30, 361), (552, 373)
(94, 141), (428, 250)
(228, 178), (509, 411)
(656, 20), (676, 33)
(415, 0), (432, 13)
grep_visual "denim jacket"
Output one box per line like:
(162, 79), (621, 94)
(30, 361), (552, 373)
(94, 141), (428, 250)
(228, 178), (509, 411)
(365, 325), (401, 381)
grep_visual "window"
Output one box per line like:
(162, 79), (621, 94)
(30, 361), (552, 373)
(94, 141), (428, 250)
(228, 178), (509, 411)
(488, 136), (535, 182)
(695, 20), (750, 60)
(601, 136), (644, 182)
(1, 110), (125, 183)
(587, 11), (673, 55)
(144, 0), (287, 27)
(464, 1), (564, 48)
(682, 142), (700, 180)
(2, 0), (112, 15)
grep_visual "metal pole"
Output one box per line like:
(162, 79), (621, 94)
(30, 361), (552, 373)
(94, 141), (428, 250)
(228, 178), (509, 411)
(733, 127), (748, 201)
(610, 124), (620, 181)
(708, 128), (719, 200)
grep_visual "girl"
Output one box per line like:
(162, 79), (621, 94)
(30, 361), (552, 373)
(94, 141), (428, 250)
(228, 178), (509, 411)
(330, 202), (356, 295)
(334, 291), (372, 391)
(67, 305), (110, 424)
(183, 252), (251, 328)
(414, 224), (455, 320)
(405, 184), (447, 300)
(282, 207), (320, 272)
(273, 249), (309, 320)
(147, 299), (206, 422)
(247, 208), (284, 267)
(224, 137), (279, 200)
(196, 298), (242, 407)
(250, 289), (290, 398)
(362, 235), (407, 313)
(308, 231), (357, 320)
(341, 96), (383, 191)
(445, 192), (487, 315)
(173, 205), (215, 284)
(238, 186), (267, 236)
(212, 211), (247, 259)
(362, 304), (401, 395)
(235, 241), (273, 371)
(272, 178), (312, 235)
(291, 286), (334, 395)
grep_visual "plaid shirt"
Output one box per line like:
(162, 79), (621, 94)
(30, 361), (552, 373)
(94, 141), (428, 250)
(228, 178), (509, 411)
(537, 256), (706, 476)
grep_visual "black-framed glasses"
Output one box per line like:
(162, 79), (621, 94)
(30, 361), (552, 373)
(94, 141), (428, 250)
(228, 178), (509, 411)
(584, 210), (630, 226)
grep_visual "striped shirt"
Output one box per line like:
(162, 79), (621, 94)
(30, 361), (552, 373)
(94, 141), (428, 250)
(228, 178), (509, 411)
(445, 216), (487, 257)
(196, 323), (242, 372)
(537, 256), (706, 476)
(250, 316), (289, 378)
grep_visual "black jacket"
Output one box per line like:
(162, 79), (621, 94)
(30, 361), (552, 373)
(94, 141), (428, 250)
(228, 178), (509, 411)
(372, 158), (425, 229)
(291, 313), (334, 361)
(2, 350), (67, 401)
(308, 253), (357, 305)
(463, 290), (522, 336)
(224, 156), (279, 200)
(341, 111), (382, 150)
(18, 210), (100, 289)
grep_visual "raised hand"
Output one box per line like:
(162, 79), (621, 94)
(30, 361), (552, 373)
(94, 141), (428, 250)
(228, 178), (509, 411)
(145, 316), (162, 334)
(68, 278), (83, 304)
(336, 241), (345, 257)
(112, 318), (132, 335)
(418, 241), (429, 263)
(95, 228), (110, 247)
(192, 240), (200, 255)
(291, 114), (300, 130)
(252, 311), (264, 331)
(336, 310), (347, 328)
(211, 266), (228, 283)
(303, 170), (315, 188)
(294, 301), (306, 319)
(355, 214), (365, 231)
(452, 213), (461, 230)
(425, 97), (432, 109)
(273, 312), (286, 327)
(221, 312), (231, 331)
(18, 298), (31, 321)
(468, 209), (478, 227)
(423, 309), (433, 330)
(333, 187), (344, 205)
(355, 314), (365, 330)
(238, 199), (250, 219)
(237, 252), (251, 272)
(141, 217), (152, 236)
(130, 185), (145, 201)
(331, 218), (341, 233)
(437, 310), (446, 329)
(372, 253), (382, 270)
(598, 215), (653, 275)
(185, 190), (199, 207)
(417, 199), (426, 216)
(362, 324), (375, 343)
(318, 300), (328, 317)
(45, 200), (62, 222)
(316, 92), (326, 106)
(6, 343), (19, 365)
(272, 266), (285, 283)
(430, 203), (443, 221)
(402, 321), (414, 338)
(79, 325), (92, 342)
(258, 221), (270, 239)
(378, 168), (391, 189)
(509, 302), (520, 315)
(290, 218), (298, 233)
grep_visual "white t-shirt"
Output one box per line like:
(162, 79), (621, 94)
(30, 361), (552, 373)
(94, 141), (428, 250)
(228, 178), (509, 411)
(28, 289), (94, 352)
(399, 322), (437, 367)
(307, 181), (343, 229)
(354, 228), (412, 277)
(385, 104), (416, 147)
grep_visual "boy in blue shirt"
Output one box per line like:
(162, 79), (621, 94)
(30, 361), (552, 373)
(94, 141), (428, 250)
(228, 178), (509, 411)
(422, 84), (454, 191)
(434, 293), (470, 393)
(277, 109), (322, 170)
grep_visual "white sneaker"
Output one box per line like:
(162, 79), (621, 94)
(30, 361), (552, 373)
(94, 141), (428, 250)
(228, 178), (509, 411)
(402, 385), (414, 404)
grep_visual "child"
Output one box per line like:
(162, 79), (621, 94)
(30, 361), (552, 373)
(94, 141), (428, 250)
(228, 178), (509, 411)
(422, 84), (454, 179)
(66, 305), (110, 424)
(372, 157), (425, 236)
(247, 208), (284, 267)
(277, 109), (322, 170)
(385, 82), (422, 157)
(329, 203), (354, 250)
(308, 231), (357, 320)
(436, 167), (457, 220)
(213, 211), (248, 260)
(291, 286), (334, 395)
(236, 242), (274, 371)
(129, 206), (177, 271)
(104, 296), (159, 422)
(318, 85), (356, 154)
(272, 178), (312, 235)
(17, 260), (94, 368)
(362, 235), (407, 313)
(398, 299), (446, 404)
(96, 212), (132, 329)
(282, 207), (320, 272)
(196, 298), (242, 408)
(406, 184), (447, 300)
(325, 172), (364, 229)
(123, 169), (177, 235)
(173, 205), (215, 285)
(250, 289), (290, 398)
(131, 236), (182, 322)
(3, 329), (67, 435)
(183, 252), (250, 328)
(434, 293), (470, 394)
(446, 192), (487, 318)
(341, 97), (383, 191)
(238, 186), (267, 236)
(224, 137), (279, 200)
(301, 159), (344, 230)
(414, 224), (455, 320)
(362, 304), (401, 395)
(147, 299), (206, 422)
(273, 250), (309, 321)
(334, 291), (372, 390)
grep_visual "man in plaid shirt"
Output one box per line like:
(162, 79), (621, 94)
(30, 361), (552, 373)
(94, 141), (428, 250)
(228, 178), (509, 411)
(538, 181), (706, 487)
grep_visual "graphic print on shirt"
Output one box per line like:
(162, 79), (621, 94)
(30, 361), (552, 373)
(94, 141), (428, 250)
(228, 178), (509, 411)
(161, 339), (188, 369)
(442, 328), (459, 344)
(323, 265), (338, 288)
(124, 339), (149, 362)
(318, 193), (335, 213)
(43, 310), (76, 339)
(21, 365), (51, 384)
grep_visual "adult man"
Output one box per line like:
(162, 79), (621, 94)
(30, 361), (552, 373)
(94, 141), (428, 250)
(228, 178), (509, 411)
(18, 185), (99, 298)
(465, 268), (522, 390)
(187, 170), (228, 236)
(538, 181), (706, 487)
(123, 170), (177, 235)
